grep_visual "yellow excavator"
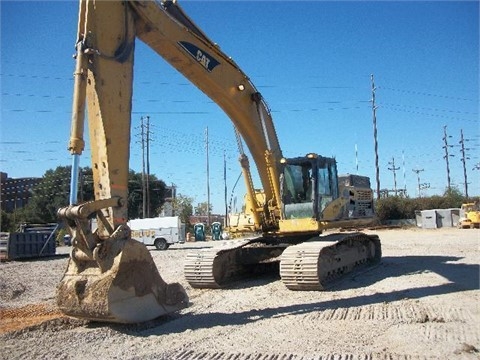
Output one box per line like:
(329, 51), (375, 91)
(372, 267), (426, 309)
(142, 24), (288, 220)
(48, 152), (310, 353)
(458, 201), (480, 229)
(57, 0), (381, 323)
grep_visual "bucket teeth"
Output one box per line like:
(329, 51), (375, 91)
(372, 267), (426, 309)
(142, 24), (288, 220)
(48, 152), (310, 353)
(57, 238), (188, 323)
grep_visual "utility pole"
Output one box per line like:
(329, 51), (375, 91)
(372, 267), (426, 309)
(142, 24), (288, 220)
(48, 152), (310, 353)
(442, 125), (454, 192)
(459, 129), (470, 199)
(171, 183), (176, 216)
(355, 144), (359, 174)
(141, 116), (146, 218)
(387, 157), (400, 196)
(224, 151), (228, 227)
(145, 115), (151, 218)
(371, 74), (381, 200)
(140, 115), (152, 218)
(205, 127), (211, 227)
(412, 168), (424, 197)
(402, 150), (407, 194)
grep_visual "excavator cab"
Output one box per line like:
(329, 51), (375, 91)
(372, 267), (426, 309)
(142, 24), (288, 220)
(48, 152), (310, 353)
(280, 154), (339, 221)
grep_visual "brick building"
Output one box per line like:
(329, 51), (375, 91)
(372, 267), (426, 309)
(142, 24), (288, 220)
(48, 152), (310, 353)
(0, 172), (42, 212)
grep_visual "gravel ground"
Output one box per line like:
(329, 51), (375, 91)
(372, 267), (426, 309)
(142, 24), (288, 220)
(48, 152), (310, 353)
(1, 227), (479, 360)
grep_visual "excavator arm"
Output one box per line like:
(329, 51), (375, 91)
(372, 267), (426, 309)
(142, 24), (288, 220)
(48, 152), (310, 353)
(57, 0), (285, 323)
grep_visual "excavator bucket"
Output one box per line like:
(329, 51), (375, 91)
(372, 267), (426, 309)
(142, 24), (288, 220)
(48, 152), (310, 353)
(57, 237), (188, 323)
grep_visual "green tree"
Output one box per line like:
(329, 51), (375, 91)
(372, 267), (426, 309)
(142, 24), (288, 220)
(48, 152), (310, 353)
(1, 210), (15, 232)
(25, 166), (72, 223)
(1, 207), (32, 232)
(194, 201), (212, 216)
(374, 187), (475, 223)
(375, 196), (416, 221)
(442, 186), (464, 208)
(127, 171), (166, 219)
(22, 166), (167, 226)
(78, 167), (95, 202)
(172, 194), (194, 230)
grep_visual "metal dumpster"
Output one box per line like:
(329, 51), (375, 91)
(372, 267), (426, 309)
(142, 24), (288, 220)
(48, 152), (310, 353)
(0, 231), (56, 261)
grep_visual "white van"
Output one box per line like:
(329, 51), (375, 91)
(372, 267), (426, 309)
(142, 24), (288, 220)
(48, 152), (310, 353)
(128, 216), (185, 250)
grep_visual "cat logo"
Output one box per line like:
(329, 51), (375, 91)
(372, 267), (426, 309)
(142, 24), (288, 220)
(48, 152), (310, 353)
(179, 41), (220, 72)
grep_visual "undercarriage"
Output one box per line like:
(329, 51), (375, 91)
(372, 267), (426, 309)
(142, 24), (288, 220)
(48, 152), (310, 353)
(184, 232), (381, 290)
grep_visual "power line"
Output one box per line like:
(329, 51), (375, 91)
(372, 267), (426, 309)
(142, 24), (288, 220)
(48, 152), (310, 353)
(378, 86), (476, 102)
(380, 105), (477, 123)
(379, 102), (477, 116)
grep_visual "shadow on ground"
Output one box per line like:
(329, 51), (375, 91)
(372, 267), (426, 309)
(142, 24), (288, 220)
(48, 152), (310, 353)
(106, 254), (478, 335)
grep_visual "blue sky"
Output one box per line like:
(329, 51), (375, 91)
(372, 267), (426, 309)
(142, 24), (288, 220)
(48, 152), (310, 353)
(1, 1), (479, 214)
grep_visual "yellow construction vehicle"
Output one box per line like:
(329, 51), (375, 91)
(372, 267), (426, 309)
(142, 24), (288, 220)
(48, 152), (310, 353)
(58, 0), (381, 323)
(458, 201), (480, 229)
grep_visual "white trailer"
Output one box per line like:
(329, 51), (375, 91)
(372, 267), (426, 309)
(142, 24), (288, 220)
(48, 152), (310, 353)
(128, 216), (185, 250)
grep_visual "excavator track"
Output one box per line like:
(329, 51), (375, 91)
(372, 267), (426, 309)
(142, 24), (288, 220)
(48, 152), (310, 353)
(185, 239), (285, 288)
(185, 233), (381, 290)
(280, 232), (381, 290)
